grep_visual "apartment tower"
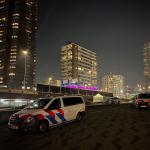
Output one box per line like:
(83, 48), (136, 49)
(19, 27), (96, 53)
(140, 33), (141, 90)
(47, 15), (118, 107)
(144, 42), (150, 91)
(0, 0), (37, 90)
(102, 74), (124, 97)
(61, 42), (98, 87)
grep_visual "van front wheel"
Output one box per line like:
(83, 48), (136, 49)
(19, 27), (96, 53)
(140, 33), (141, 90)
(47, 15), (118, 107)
(76, 113), (83, 122)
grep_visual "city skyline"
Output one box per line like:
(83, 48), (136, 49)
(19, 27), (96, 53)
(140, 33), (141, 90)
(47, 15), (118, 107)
(37, 0), (150, 88)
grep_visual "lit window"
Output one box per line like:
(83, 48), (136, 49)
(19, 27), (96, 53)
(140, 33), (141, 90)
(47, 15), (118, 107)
(0, 0), (5, 3)
(11, 49), (17, 52)
(12, 22), (19, 26)
(0, 6), (4, 9)
(26, 2), (33, 6)
(10, 56), (16, 59)
(10, 66), (16, 69)
(11, 45), (17, 48)
(0, 17), (6, 21)
(13, 13), (19, 17)
(11, 35), (18, 39)
(0, 77), (3, 80)
(9, 73), (15, 76)
(25, 17), (30, 20)
(12, 26), (18, 29)
(10, 59), (16, 62)
(10, 52), (17, 55)
(25, 29), (32, 33)
(0, 24), (4, 27)
(0, 66), (4, 69)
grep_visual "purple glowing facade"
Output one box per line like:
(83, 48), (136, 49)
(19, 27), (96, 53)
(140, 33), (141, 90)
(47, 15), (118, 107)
(63, 85), (99, 91)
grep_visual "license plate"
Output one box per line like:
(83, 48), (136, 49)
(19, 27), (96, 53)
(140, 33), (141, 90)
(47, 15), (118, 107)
(141, 105), (147, 108)
(9, 124), (18, 129)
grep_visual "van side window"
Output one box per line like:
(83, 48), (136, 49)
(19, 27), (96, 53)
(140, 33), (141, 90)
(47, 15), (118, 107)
(47, 98), (61, 110)
(63, 97), (83, 107)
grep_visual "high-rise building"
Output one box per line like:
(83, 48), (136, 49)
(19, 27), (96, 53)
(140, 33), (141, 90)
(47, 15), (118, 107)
(102, 74), (124, 97)
(125, 84), (144, 99)
(143, 42), (150, 91)
(61, 42), (98, 88)
(0, 0), (37, 90)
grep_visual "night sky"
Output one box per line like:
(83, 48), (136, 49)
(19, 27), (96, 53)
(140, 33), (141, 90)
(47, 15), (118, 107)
(37, 0), (150, 88)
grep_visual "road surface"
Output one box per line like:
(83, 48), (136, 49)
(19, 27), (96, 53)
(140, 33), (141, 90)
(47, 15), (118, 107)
(0, 104), (150, 150)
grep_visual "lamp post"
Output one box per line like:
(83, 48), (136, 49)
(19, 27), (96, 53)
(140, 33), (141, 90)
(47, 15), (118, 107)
(85, 84), (87, 96)
(60, 81), (62, 94)
(23, 50), (28, 91)
(48, 77), (52, 94)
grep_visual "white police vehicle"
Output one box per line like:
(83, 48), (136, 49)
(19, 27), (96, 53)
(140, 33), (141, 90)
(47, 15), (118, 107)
(134, 93), (150, 109)
(8, 96), (86, 132)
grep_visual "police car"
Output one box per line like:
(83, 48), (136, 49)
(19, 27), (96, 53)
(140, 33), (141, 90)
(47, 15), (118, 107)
(134, 93), (150, 109)
(8, 96), (86, 132)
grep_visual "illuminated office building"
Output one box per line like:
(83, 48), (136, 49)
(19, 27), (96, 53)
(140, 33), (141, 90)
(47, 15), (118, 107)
(0, 0), (37, 90)
(61, 42), (98, 87)
(144, 42), (150, 91)
(102, 74), (124, 97)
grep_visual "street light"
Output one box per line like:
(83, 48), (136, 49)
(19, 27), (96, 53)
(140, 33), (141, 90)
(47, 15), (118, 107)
(48, 77), (52, 94)
(23, 50), (28, 91)
(60, 81), (62, 94)
(85, 84), (87, 96)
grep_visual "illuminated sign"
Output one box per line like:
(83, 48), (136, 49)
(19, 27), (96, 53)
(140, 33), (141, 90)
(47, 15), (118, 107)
(64, 85), (98, 91)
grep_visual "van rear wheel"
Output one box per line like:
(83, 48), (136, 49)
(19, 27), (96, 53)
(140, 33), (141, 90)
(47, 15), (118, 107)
(76, 113), (83, 122)
(135, 105), (140, 110)
(38, 121), (49, 132)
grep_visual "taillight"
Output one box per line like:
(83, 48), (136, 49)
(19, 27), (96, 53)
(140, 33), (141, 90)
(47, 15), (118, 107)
(136, 99), (143, 103)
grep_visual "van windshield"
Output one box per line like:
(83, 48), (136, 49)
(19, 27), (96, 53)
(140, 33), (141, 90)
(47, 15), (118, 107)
(27, 99), (52, 109)
(139, 94), (150, 99)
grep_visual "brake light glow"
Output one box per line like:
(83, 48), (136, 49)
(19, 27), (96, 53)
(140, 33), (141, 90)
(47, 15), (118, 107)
(136, 99), (143, 103)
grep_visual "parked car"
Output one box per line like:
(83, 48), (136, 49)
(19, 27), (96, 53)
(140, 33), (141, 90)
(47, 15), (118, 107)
(129, 96), (136, 104)
(104, 97), (120, 105)
(8, 96), (86, 132)
(134, 93), (150, 109)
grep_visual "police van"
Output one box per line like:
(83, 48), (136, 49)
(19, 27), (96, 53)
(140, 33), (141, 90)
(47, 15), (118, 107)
(8, 96), (86, 132)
